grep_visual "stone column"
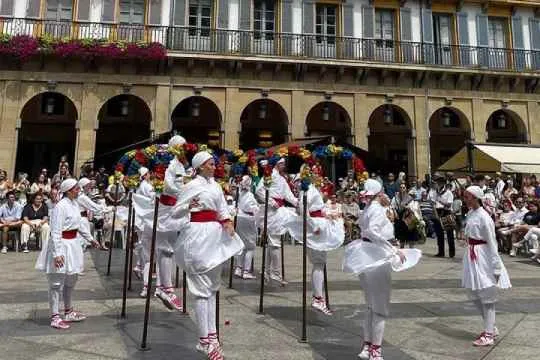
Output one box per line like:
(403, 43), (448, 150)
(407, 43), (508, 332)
(154, 85), (171, 135)
(75, 83), (99, 174)
(224, 87), (240, 150)
(413, 95), (429, 179)
(471, 98), (485, 142)
(353, 93), (368, 150)
(291, 90), (304, 139)
(0, 81), (20, 177)
(526, 101), (537, 144)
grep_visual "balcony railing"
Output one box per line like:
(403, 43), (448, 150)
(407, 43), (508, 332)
(1, 17), (539, 72)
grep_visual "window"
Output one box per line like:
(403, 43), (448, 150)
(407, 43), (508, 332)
(433, 13), (453, 65)
(0, 0), (14, 16)
(188, 0), (212, 36)
(254, 0), (275, 40)
(26, 0), (41, 18)
(315, 4), (336, 44)
(375, 9), (394, 42)
(488, 17), (506, 48)
(46, 0), (73, 21)
(119, 0), (145, 24)
(102, 0), (116, 22)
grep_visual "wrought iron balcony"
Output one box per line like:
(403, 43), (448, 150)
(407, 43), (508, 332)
(0, 17), (538, 72)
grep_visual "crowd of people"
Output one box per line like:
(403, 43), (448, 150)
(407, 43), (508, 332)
(0, 141), (526, 359)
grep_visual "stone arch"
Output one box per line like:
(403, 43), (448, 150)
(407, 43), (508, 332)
(95, 94), (152, 171)
(368, 104), (414, 176)
(305, 101), (352, 142)
(15, 92), (78, 179)
(171, 96), (223, 146)
(429, 106), (472, 170)
(240, 99), (288, 149)
(486, 108), (528, 144)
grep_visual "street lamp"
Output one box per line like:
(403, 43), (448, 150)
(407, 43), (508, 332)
(120, 99), (129, 116)
(45, 97), (55, 115)
(258, 102), (267, 119)
(441, 111), (451, 127)
(192, 100), (200, 117)
(322, 103), (330, 121)
(383, 105), (393, 125)
(497, 112), (507, 129)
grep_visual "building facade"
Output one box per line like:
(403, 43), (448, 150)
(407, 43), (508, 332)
(1, 0), (540, 179)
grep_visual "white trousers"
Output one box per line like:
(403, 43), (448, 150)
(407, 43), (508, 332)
(47, 273), (78, 317)
(21, 221), (49, 246)
(195, 292), (217, 339)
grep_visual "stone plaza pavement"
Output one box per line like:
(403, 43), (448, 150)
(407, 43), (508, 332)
(0, 240), (539, 360)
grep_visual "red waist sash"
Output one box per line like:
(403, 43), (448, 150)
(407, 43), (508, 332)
(62, 230), (78, 239)
(159, 194), (177, 206)
(191, 210), (219, 223)
(309, 210), (324, 218)
(468, 238), (487, 262)
(272, 198), (285, 207)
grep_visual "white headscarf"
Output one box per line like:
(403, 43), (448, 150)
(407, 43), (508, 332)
(191, 151), (213, 169)
(78, 177), (91, 189)
(466, 185), (485, 200)
(240, 175), (252, 190)
(168, 135), (186, 148)
(60, 178), (77, 193)
(361, 179), (382, 196)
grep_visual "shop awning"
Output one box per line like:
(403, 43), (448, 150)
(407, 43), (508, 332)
(438, 143), (540, 173)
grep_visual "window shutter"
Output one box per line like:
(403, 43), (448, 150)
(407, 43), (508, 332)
(77, 0), (91, 21)
(529, 18), (540, 69)
(457, 12), (470, 65)
(26, 0), (41, 18)
(303, 0), (314, 34)
(343, 3), (353, 37)
(421, 8), (433, 64)
(282, 0), (292, 32)
(476, 14), (489, 66)
(218, 0), (229, 29)
(400, 8), (412, 41)
(400, 7), (413, 62)
(0, 0), (14, 16)
(149, 0), (162, 25)
(239, 0), (251, 30)
(512, 16), (525, 70)
(102, 0), (116, 22)
(173, 0), (186, 25)
(362, 5), (374, 38)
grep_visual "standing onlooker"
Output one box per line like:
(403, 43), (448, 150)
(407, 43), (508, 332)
(419, 191), (436, 238)
(408, 180), (426, 201)
(95, 166), (109, 193)
(0, 170), (11, 204)
(434, 182), (456, 258)
(384, 173), (399, 200)
(20, 193), (49, 253)
(30, 174), (52, 198)
(503, 179), (518, 200)
(0, 191), (23, 253)
(521, 175), (536, 198)
(14, 172), (30, 206)
(105, 176), (126, 206)
(52, 164), (70, 184)
(495, 172), (506, 200)
(40, 168), (51, 186)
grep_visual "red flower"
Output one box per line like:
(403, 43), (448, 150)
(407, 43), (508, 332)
(266, 150), (274, 158)
(353, 157), (365, 172)
(135, 151), (147, 165)
(263, 165), (272, 177)
(215, 163), (225, 179)
(115, 164), (124, 172)
(288, 145), (300, 155)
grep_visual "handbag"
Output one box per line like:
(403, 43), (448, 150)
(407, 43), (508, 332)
(440, 213), (456, 230)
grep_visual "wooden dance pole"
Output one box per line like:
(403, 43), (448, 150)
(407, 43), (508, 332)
(300, 191), (308, 343)
(323, 264), (330, 311)
(182, 270), (187, 314)
(121, 192), (133, 319)
(258, 188), (269, 314)
(140, 197), (159, 351)
(128, 207), (135, 291)
(175, 266), (180, 288)
(281, 235), (285, 281)
(216, 290), (220, 338)
(106, 183), (120, 276)
(228, 187), (240, 288)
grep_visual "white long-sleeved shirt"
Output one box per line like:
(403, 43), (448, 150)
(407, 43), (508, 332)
(77, 193), (106, 216)
(137, 179), (155, 199)
(255, 168), (298, 207)
(359, 200), (396, 254)
(464, 207), (502, 275)
(49, 197), (93, 257)
(238, 190), (259, 215)
(163, 158), (186, 197)
(436, 189), (454, 209)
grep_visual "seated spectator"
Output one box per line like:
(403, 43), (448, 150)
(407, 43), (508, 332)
(0, 191), (23, 253)
(20, 193), (49, 253)
(30, 173), (51, 198)
(509, 200), (540, 256)
(51, 163), (71, 184)
(0, 170), (12, 204)
(14, 172), (30, 206)
(496, 199), (516, 252)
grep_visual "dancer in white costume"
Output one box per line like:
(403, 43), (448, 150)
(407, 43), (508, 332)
(77, 177), (109, 249)
(234, 175), (259, 280)
(171, 151), (244, 360)
(461, 186), (511, 346)
(36, 179), (100, 329)
(255, 158), (298, 285)
(343, 179), (421, 360)
(284, 166), (345, 315)
(132, 167), (160, 297)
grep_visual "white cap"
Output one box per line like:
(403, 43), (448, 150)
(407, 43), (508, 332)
(191, 151), (213, 169)
(60, 178), (78, 193)
(259, 160), (268, 167)
(361, 179), (383, 196)
(168, 135), (186, 148)
(78, 177), (91, 189)
(240, 175), (252, 190)
(466, 185), (485, 200)
(139, 167), (149, 177)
